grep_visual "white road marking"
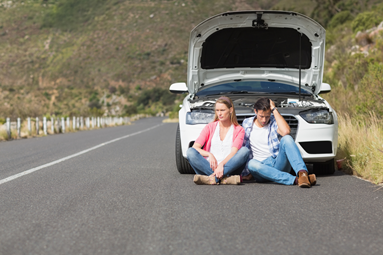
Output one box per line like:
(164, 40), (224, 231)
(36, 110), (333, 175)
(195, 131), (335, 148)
(0, 123), (164, 186)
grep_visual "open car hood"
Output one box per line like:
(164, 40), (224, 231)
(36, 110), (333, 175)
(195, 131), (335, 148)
(187, 11), (326, 96)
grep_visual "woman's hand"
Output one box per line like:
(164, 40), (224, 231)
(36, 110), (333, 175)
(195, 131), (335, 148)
(214, 164), (224, 179)
(209, 153), (218, 170)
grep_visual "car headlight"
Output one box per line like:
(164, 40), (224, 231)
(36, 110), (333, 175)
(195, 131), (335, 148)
(299, 109), (334, 124)
(186, 111), (215, 125)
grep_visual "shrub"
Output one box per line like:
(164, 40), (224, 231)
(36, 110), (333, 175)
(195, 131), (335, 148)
(88, 101), (101, 109)
(351, 12), (380, 32)
(88, 92), (101, 109)
(42, 0), (109, 31)
(328, 11), (353, 29)
(169, 111), (178, 119)
(89, 107), (104, 117)
(355, 63), (383, 116)
(43, 91), (50, 100)
(136, 88), (176, 107)
(118, 86), (129, 95)
(124, 105), (137, 116)
(108, 86), (116, 94)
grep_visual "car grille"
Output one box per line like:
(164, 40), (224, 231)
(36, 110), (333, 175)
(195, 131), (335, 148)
(283, 115), (298, 140)
(236, 114), (299, 140)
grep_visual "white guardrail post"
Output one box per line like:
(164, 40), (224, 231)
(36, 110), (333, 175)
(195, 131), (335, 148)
(66, 117), (70, 131)
(51, 117), (54, 134)
(6, 117), (11, 139)
(17, 117), (21, 138)
(43, 117), (47, 135)
(36, 117), (39, 135)
(27, 117), (31, 134)
(62, 117), (65, 133)
(73, 116), (76, 130)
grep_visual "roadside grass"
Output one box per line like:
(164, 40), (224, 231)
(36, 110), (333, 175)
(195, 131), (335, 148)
(336, 113), (383, 184)
(322, 14), (383, 184)
(0, 130), (9, 141)
(163, 118), (178, 123)
(0, 129), (18, 141)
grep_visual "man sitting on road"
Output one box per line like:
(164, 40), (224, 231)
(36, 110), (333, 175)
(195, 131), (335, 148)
(242, 98), (316, 188)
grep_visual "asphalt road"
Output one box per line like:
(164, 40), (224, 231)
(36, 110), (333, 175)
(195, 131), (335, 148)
(0, 117), (382, 255)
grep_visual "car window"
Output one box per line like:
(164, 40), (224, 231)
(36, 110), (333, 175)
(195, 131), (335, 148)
(196, 81), (312, 96)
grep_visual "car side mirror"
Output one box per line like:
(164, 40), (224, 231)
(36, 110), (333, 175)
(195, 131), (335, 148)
(319, 83), (331, 94)
(169, 82), (188, 94)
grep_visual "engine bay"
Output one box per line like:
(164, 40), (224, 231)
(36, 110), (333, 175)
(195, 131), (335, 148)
(188, 94), (329, 113)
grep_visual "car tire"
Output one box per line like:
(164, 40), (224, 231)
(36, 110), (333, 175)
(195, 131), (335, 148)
(176, 124), (195, 174)
(313, 158), (335, 175)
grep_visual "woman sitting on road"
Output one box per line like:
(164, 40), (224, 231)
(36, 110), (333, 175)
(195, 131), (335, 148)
(187, 96), (249, 185)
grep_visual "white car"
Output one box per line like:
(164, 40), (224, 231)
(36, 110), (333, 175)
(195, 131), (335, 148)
(170, 11), (338, 175)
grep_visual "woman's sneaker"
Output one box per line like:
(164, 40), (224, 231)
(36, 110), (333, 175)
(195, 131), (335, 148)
(220, 175), (241, 185)
(193, 175), (217, 185)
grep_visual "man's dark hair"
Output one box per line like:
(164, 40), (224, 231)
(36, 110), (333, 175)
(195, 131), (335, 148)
(253, 98), (270, 111)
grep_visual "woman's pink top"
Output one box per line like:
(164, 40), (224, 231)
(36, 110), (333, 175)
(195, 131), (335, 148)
(195, 121), (245, 152)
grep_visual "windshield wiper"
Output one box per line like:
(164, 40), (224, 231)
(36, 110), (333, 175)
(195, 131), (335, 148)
(223, 91), (248, 94)
(201, 92), (250, 96)
(270, 91), (311, 96)
(221, 91), (269, 94)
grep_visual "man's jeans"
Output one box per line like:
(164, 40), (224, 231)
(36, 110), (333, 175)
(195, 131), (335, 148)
(248, 135), (307, 185)
(187, 147), (250, 182)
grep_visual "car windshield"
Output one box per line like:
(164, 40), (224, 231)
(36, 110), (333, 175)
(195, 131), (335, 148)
(196, 81), (312, 96)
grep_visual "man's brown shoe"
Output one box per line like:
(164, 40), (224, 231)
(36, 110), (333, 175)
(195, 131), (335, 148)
(297, 171), (311, 188)
(220, 175), (241, 185)
(309, 174), (317, 186)
(242, 174), (253, 181)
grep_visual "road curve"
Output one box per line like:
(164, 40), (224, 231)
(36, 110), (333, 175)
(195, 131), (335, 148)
(0, 117), (382, 255)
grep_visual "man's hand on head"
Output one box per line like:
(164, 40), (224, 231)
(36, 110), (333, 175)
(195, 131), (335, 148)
(269, 99), (276, 109)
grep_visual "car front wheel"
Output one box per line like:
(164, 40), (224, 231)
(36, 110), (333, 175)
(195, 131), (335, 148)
(175, 124), (195, 174)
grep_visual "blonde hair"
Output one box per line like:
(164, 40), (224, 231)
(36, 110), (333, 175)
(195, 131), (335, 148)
(213, 96), (239, 126)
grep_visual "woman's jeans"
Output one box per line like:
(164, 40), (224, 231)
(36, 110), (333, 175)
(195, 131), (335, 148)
(187, 147), (250, 182)
(248, 136), (308, 185)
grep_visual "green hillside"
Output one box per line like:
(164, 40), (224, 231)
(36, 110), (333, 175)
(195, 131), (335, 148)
(0, 0), (380, 119)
